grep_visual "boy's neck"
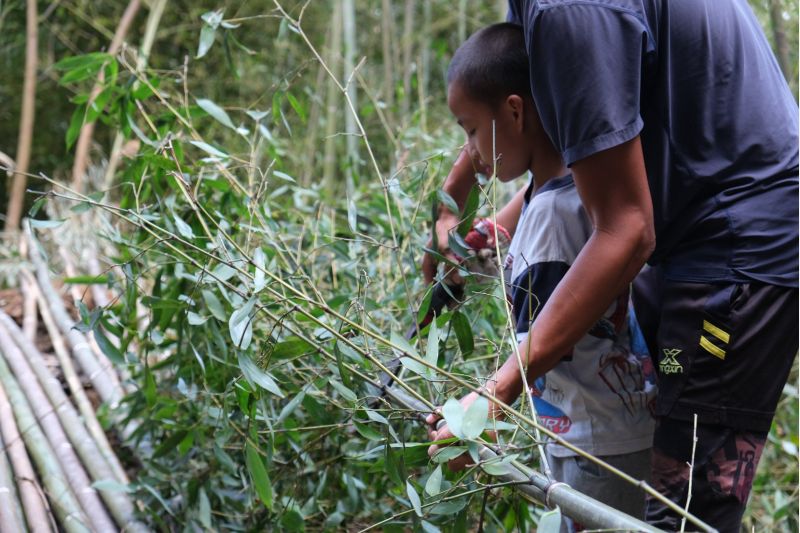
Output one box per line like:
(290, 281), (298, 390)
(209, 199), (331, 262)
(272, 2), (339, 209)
(530, 147), (569, 190)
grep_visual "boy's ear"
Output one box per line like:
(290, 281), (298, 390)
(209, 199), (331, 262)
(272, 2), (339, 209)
(506, 94), (525, 131)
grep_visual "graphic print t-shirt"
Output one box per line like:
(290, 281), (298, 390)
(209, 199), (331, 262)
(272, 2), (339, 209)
(506, 176), (656, 457)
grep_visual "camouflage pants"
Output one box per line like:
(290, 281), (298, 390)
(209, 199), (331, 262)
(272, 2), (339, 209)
(645, 417), (766, 533)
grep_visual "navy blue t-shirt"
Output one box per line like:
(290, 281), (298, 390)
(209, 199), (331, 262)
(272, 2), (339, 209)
(508, 0), (799, 286)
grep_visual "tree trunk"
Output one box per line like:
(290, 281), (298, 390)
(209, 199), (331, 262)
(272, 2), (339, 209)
(70, 0), (141, 194)
(401, 0), (415, 120)
(323, 6), (343, 194)
(343, 0), (358, 184)
(768, 0), (791, 82)
(5, 0), (38, 233)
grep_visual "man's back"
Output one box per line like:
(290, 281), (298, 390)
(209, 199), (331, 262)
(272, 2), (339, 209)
(508, 0), (799, 285)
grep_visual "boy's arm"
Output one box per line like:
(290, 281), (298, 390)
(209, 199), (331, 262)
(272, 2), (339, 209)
(423, 149), (525, 283)
(427, 137), (654, 469)
(422, 148), (479, 284)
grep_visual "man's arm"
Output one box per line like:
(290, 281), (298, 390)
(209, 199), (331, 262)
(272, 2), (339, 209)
(428, 137), (654, 468)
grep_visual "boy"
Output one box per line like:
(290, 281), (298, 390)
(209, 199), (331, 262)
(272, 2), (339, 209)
(426, 23), (656, 528)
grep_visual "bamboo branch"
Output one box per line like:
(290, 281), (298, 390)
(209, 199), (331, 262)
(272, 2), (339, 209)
(0, 312), (144, 532)
(0, 320), (116, 532)
(0, 347), (91, 533)
(0, 382), (53, 533)
(5, 0), (38, 232)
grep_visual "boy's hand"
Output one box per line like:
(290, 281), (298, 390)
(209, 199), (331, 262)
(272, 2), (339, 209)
(422, 208), (464, 285)
(426, 391), (500, 472)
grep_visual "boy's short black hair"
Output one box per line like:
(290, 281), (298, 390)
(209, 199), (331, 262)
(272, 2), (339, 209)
(448, 22), (531, 108)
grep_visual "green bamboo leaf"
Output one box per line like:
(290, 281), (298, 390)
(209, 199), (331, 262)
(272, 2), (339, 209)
(451, 311), (474, 357)
(330, 380), (357, 403)
(392, 331), (429, 377)
(198, 487), (211, 529)
(406, 481), (423, 517)
(276, 387), (307, 425)
(173, 213), (194, 239)
(441, 398), (464, 439)
(197, 25), (216, 58)
(432, 446), (468, 464)
(189, 140), (229, 159)
(457, 186), (481, 237)
(196, 98), (236, 129)
(537, 509), (562, 533)
(253, 248), (266, 293)
(437, 189), (459, 215)
(461, 396), (489, 440)
(424, 465), (442, 496)
(93, 325), (124, 364)
(29, 219), (65, 229)
(425, 320), (439, 369)
(229, 298), (255, 349)
(202, 290), (227, 321)
(245, 442), (274, 510)
(238, 353), (284, 398)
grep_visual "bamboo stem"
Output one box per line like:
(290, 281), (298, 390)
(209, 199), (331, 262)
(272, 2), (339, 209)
(0, 382), (53, 533)
(0, 345), (90, 533)
(0, 321), (116, 532)
(25, 224), (124, 407)
(0, 422), (28, 533)
(0, 313), (144, 532)
(20, 269), (130, 487)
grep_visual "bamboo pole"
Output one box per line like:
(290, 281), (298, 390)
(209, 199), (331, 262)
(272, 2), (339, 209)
(19, 269), (130, 487)
(322, 7), (343, 194)
(25, 223), (124, 407)
(5, 0), (38, 233)
(0, 348), (91, 533)
(0, 313), (145, 531)
(0, 323), (117, 532)
(0, 424), (28, 533)
(381, 385), (681, 532)
(343, 0), (358, 172)
(0, 383), (53, 533)
(58, 247), (124, 392)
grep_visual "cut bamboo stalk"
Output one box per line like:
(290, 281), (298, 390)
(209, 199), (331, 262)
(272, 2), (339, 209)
(0, 347), (91, 533)
(0, 325), (117, 532)
(58, 246), (124, 393)
(0, 382), (54, 533)
(0, 423), (28, 533)
(25, 224), (124, 407)
(0, 313), (145, 532)
(20, 269), (130, 486)
(20, 237), (38, 342)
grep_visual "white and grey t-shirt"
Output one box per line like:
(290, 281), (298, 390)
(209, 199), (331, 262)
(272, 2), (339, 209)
(506, 175), (656, 457)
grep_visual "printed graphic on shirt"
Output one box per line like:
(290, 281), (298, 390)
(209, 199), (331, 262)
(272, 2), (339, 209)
(659, 348), (684, 374)
(598, 350), (656, 416)
(532, 377), (572, 434)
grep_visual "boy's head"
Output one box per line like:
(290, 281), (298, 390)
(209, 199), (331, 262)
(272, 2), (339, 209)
(447, 23), (537, 181)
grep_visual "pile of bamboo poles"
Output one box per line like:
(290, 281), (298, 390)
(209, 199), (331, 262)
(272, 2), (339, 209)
(0, 223), (146, 532)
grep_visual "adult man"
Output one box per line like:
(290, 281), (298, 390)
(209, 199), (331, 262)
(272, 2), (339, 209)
(426, 1), (798, 530)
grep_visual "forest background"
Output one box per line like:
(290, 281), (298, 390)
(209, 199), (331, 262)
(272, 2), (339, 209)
(0, 0), (797, 531)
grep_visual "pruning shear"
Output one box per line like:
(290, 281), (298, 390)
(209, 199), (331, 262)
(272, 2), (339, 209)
(373, 219), (511, 398)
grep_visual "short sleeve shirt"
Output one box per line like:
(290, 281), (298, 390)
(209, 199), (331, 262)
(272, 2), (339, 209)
(506, 176), (656, 457)
(508, 0), (799, 286)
